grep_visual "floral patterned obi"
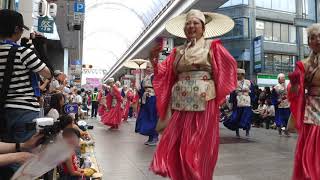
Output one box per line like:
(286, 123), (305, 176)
(304, 86), (320, 125)
(171, 71), (216, 111)
(274, 84), (290, 108)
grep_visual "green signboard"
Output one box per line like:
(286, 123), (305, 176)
(38, 16), (54, 33)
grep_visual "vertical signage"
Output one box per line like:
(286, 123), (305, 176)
(254, 36), (264, 73)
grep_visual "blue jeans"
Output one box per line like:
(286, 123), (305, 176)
(4, 108), (39, 143)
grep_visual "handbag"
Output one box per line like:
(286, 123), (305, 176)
(0, 46), (18, 135)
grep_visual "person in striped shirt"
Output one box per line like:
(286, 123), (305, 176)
(0, 9), (52, 143)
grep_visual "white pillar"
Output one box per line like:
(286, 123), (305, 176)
(64, 48), (69, 74)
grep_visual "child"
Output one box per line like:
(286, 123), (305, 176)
(59, 115), (91, 140)
(60, 128), (87, 180)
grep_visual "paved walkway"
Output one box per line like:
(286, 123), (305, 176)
(88, 118), (297, 180)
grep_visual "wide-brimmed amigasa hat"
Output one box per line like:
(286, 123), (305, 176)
(165, 9), (234, 38)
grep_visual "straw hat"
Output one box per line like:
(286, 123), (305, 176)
(165, 9), (234, 38)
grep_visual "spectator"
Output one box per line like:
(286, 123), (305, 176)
(0, 9), (52, 143)
(59, 115), (91, 140)
(45, 93), (65, 121)
(75, 90), (83, 105)
(252, 100), (266, 128)
(262, 99), (275, 129)
(49, 70), (66, 93)
(60, 128), (88, 179)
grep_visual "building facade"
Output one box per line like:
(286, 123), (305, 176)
(216, 0), (319, 86)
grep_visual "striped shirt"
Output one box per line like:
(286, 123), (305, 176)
(0, 43), (46, 111)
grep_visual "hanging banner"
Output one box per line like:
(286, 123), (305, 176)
(38, 16), (54, 33)
(254, 36), (264, 73)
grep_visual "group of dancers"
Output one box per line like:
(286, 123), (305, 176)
(97, 65), (159, 146)
(223, 69), (291, 137)
(96, 9), (320, 180)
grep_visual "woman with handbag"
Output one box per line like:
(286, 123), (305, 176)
(289, 23), (320, 180)
(149, 9), (237, 180)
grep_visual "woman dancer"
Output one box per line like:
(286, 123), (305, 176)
(97, 84), (108, 117)
(122, 86), (133, 122)
(101, 78), (123, 129)
(272, 73), (290, 136)
(149, 9), (237, 180)
(135, 64), (158, 146)
(224, 69), (254, 137)
(289, 23), (320, 180)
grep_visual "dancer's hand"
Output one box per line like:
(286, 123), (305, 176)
(149, 38), (163, 66)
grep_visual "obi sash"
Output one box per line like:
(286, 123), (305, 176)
(274, 84), (290, 108)
(236, 79), (251, 107)
(171, 71), (215, 111)
(304, 86), (320, 125)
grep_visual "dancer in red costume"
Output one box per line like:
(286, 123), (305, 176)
(122, 86), (133, 121)
(101, 78), (123, 129)
(149, 9), (237, 180)
(98, 84), (108, 117)
(289, 23), (320, 180)
(131, 88), (140, 118)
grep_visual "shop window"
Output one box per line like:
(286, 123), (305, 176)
(263, 53), (295, 74)
(221, 18), (249, 38)
(272, 23), (280, 41)
(264, 54), (274, 73)
(221, 0), (248, 7)
(289, 25), (296, 43)
(256, 0), (295, 13)
(256, 20), (296, 43)
(280, 24), (289, 43)
(256, 0), (271, 9)
(303, 28), (308, 45)
(264, 22), (272, 41)
(302, 0), (316, 20)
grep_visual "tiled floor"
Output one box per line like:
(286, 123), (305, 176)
(88, 118), (296, 180)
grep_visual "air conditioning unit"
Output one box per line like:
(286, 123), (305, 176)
(38, 0), (48, 16)
(49, 3), (57, 18)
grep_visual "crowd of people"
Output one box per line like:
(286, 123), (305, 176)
(0, 9), (98, 179)
(2, 7), (320, 180)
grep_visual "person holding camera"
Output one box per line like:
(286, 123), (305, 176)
(0, 9), (52, 143)
(0, 133), (44, 178)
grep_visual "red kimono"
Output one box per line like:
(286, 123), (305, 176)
(122, 90), (133, 121)
(97, 90), (106, 117)
(101, 85), (123, 128)
(288, 61), (320, 180)
(150, 39), (237, 180)
(131, 91), (140, 117)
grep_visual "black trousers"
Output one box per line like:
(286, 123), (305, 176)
(91, 101), (98, 117)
